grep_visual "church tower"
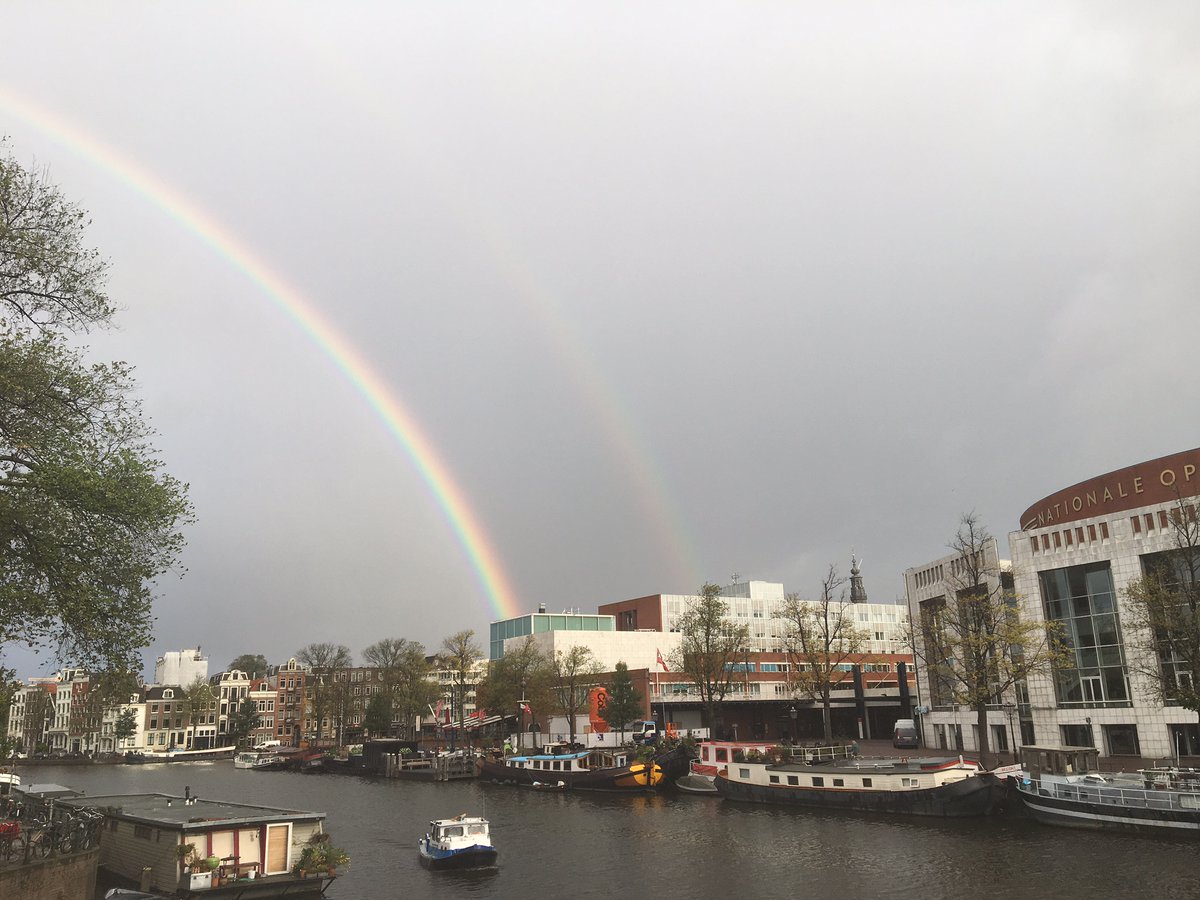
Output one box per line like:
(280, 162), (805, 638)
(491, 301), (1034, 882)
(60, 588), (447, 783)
(849, 554), (868, 604)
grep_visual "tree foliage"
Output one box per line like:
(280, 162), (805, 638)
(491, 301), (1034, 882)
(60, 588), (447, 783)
(475, 636), (553, 744)
(438, 630), (483, 743)
(550, 645), (601, 744)
(228, 655), (269, 679)
(0, 150), (192, 673)
(362, 637), (437, 738)
(113, 707), (139, 745)
(297, 642), (352, 746)
(182, 677), (216, 748)
(599, 661), (643, 742)
(780, 565), (870, 742)
(915, 514), (1067, 763)
(227, 695), (261, 748)
(1123, 498), (1200, 713)
(671, 583), (750, 732)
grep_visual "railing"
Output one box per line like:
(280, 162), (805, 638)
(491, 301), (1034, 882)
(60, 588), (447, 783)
(782, 744), (857, 764)
(1034, 780), (1200, 812)
(0, 797), (104, 868)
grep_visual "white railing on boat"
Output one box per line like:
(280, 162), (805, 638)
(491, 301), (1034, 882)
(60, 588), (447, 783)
(781, 745), (857, 764)
(1033, 780), (1200, 811)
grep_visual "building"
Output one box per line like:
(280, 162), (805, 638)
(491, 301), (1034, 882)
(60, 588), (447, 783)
(268, 658), (308, 746)
(902, 536), (1024, 754)
(154, 648), (208, 687)
(1009, 447), (1200, 759)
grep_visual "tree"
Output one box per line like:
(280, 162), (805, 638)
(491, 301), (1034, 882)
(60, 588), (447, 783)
(182, 677), (216, 750)
(362, 638), (433, 738)
(671, 583), (750, 735)
(599, 661), (643, 743)
(914, 514), (1067, 765)
(113, 707), (139, 748)
(474, 636), (553, 748)
(20, 686), (54, 755)
(550, 646), (602, 744)
(780, 565), (871, 743)
(438, 630), (483, 747)
(297, 643), (352, 747)
(229, 655), (270, 679)
(227, 696), (261, 748)
(1123, 497), (1200, 713)
(0, 151), (193, 674)
(363, 693), (392, 738)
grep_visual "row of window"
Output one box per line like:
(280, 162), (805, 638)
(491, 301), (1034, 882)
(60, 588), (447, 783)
(1030, 521), (1110, 555)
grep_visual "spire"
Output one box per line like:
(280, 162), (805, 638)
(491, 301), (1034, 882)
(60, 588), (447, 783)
(849, 553), (868, 604)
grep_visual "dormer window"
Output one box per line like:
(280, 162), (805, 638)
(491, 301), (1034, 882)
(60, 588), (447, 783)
(162, 690), (174, 699)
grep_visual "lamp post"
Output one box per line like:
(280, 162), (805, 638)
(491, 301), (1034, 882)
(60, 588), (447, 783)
(1003, 702), (1017, 762)
(789, 704), (797, 743)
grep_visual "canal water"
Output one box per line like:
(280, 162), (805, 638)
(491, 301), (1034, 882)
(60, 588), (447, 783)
(19, 763), (1197, 899)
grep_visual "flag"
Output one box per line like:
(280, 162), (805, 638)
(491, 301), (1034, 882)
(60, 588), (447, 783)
(434, 698), (444, 722)
(656, 648), (669, 672)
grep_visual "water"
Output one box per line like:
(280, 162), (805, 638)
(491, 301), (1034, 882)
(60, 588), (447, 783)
(18, 763), (1198, 899)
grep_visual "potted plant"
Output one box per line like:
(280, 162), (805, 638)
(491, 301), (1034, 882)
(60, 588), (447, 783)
(293, 832), (350, 877)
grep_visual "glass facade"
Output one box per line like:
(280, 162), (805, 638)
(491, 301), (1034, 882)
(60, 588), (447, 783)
(1039, 562), (1131, 707)
(489, 614), (615, 659)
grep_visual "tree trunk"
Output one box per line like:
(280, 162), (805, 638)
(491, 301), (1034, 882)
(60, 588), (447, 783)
(822, 688), (833, 743)
(975, 702), (992, 767)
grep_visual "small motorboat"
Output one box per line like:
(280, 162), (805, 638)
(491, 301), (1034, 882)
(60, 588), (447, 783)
(419, 814), (498, 870)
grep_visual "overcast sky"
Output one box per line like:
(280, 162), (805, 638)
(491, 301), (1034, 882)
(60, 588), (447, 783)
(4, 3), (1199, 680)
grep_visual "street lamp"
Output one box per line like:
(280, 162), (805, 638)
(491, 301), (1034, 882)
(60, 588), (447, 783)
(789, 704), (797, 743)
(1003, 702), (1017, 762)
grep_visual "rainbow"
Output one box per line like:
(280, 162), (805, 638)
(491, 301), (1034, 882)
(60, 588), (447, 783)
(0, 86), (523, 620)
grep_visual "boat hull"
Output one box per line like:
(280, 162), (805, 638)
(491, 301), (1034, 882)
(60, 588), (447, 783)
(418, 841), (498, 869)
(1017, 784), (1200, 834)
(716, 770), (998, 817)
(477, 757), (661, 792)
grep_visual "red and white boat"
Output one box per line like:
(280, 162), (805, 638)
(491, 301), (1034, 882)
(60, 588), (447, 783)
(675, 740), (778, 794)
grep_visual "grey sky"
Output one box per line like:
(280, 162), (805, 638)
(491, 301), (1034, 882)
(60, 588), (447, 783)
(4, 3), (1198, 679)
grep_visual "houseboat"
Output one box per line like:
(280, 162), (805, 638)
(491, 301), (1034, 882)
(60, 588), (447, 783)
(1014, 745), (1200, 835)
(478, 743), (663, 791)
(234, 750), (287, 770)
(675, 740), (778, 794)
(62, 791), (337, 897)
(418, 814), (498, 869)
(715, 754), (998, 817)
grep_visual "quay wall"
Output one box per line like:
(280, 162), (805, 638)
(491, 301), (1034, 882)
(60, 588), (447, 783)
(0, 848), (98, 900)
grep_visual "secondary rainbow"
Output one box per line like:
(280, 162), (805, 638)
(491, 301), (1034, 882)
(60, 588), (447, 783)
(0, 86), (522, 620)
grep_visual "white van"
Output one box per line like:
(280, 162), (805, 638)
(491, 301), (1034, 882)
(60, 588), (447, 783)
(253, 739), (281, 751)
(892, 719), (919, 749)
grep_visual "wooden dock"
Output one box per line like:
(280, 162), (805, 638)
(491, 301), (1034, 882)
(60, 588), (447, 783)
(382, 752), (477, 781)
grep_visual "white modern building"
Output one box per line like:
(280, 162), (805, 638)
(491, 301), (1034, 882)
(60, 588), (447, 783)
(154, 647), (208, 687)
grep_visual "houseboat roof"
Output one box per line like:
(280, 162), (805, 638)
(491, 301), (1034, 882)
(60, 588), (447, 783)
(509, 749), (591, 763)
(768, 756), (981, 775)
(61, 792), (325, 830)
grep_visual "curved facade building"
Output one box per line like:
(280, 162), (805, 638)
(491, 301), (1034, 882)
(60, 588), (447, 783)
(1009, 448), (1200, 759)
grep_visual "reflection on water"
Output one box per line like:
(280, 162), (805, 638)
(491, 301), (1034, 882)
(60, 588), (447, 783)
(20, 764), (1199, 899)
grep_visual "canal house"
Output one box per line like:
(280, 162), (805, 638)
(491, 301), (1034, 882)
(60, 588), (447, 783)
(63, 791), (327, 895)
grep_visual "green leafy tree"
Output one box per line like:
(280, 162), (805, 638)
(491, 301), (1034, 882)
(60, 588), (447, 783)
(227, 696), (261, 748)
(297, 643), (352, 747)
(363, 638), (436, 739)
(438, 630), (484, 746)
(182, 677), (216, 749)
(599, 661), (643, 743)
(113, 707), (139, 747)
(0, 150), (193, 674)
(228, 655), (270, 679)
(780, 565), (871, 743)
(672, 583), (750, 734)
(363, 692), (392, 737)
(550, 646), (602, 744)
(475, 636), (553, 745)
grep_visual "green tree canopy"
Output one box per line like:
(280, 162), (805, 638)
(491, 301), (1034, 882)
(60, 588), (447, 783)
(672, 583), (749, 733)
(438, 630), (483, 744)
(363, 637), (436, 739)
(475, 636), (553, 732)
(228, 655), (270, 679)
(599, 661), (643, 742)
(550, 646), (601, 744)
(0, 150), (192, 673)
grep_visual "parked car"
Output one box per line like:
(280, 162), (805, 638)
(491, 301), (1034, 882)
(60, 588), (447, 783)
(893, 718), (919, 749)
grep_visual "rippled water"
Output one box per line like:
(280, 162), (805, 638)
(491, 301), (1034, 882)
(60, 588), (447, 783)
(20, 763), (1198, 899)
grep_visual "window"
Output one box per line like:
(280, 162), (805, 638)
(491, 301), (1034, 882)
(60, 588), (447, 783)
(811, 777), (824, 787)
(833, 778), (844, 787)
(1103, 724), (1140, 756)
(787, 775), (799, 786)
(769, 775), (780, 784)
(133, 824), (152, 840)
(1039, 563), (1130, 707)
(739, 768), (750, 779)
(862, 778), (872, 788)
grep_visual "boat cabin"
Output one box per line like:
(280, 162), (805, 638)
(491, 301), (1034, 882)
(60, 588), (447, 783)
(1019, 745), (1100, 779)
(62, 792), (327, 896)
(505, 744), (630, 774)
(429, 816), (490, 847)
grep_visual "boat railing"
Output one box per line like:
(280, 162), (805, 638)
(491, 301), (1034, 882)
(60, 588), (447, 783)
(1034, 779), (1200, 811)
(781, 744), (857, 764)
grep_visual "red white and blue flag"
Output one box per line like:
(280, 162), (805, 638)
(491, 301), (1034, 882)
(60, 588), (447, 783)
(656, 649), (669, 672)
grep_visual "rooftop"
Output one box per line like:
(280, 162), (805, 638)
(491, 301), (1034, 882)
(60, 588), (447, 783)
(63, 792), (324, 829)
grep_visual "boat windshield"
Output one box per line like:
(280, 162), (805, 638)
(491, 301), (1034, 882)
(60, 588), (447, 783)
(467, 824), (487, 835)
(441, 826), (464, 837)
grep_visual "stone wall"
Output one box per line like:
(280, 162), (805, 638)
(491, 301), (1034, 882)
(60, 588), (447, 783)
(0, 849), (98, 900)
